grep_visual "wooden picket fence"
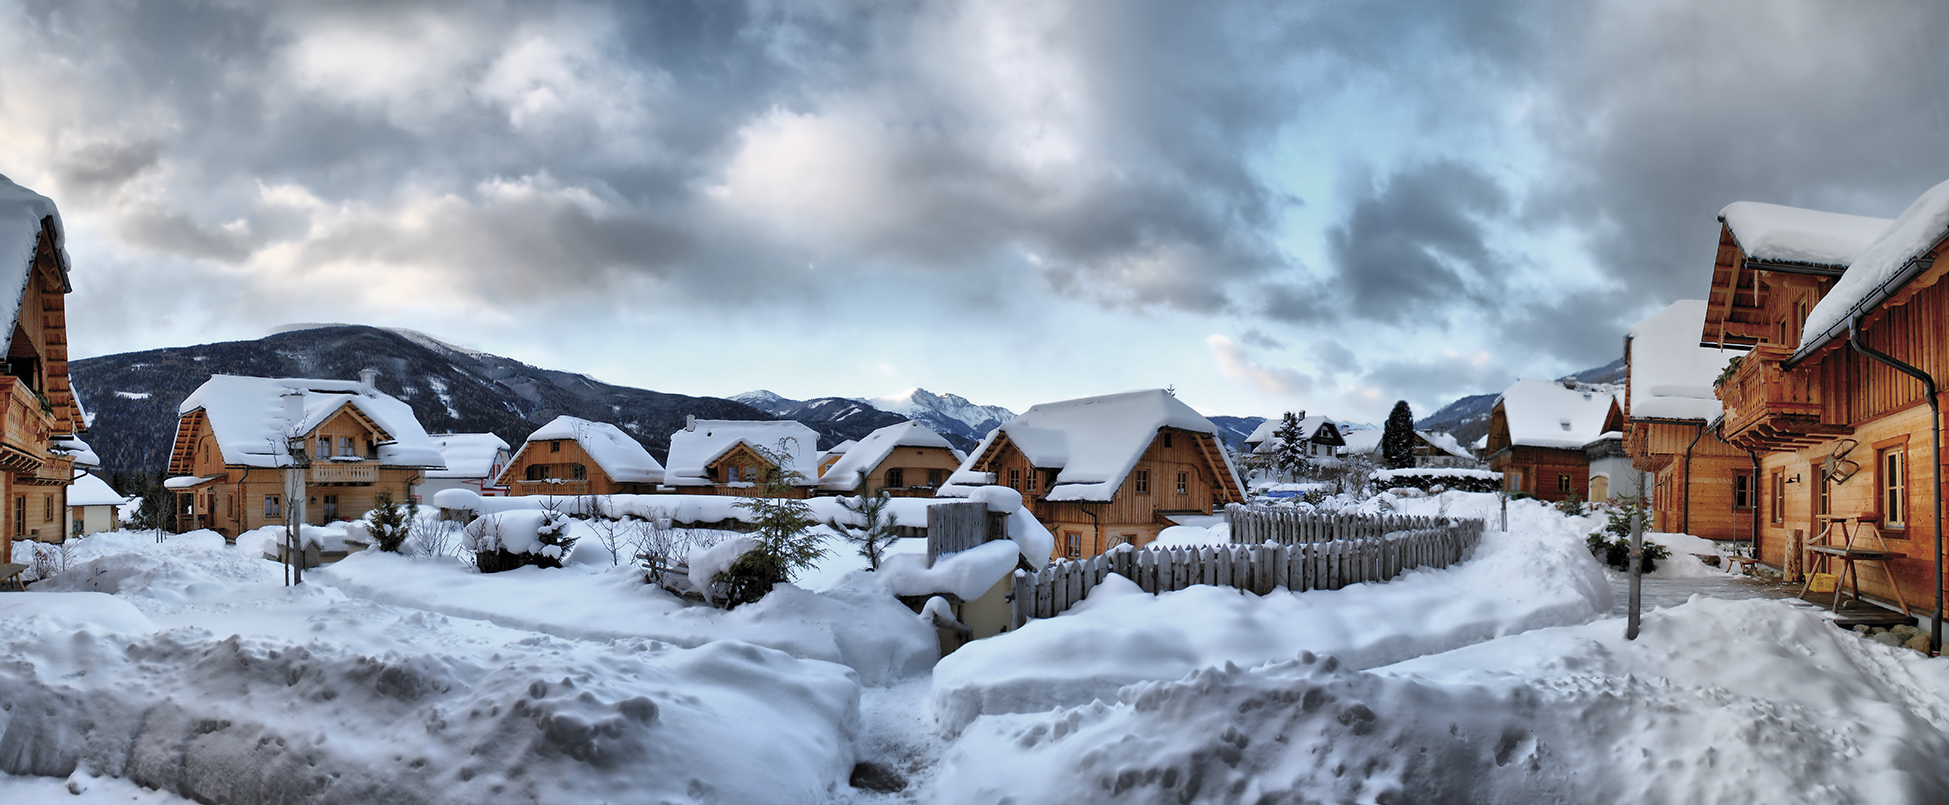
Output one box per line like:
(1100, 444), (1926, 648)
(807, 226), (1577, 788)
(1224, 503), (1456, 545)
(1010, 515), (1484, 627)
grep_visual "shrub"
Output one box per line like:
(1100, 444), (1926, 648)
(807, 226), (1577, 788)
(464, 509), (577, 573)
(365, 490), (412, 553)
(1584, 495), (1667, 572)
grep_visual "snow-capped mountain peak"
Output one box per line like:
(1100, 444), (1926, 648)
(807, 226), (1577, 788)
(866, 387), (1015, 444)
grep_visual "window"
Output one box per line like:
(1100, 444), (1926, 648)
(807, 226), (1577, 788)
(887, 468), (905, 488)
(527, 464), (550, 481)
(551, 440), (562, 453)
(1134, 469), (1150, 494)
(1507, 471), (1524, 494)
(571, 463), (587, 481)
(265, 495), (280, 518)
(1881, 447), (1907, 528)
(43, 495), (53, 522)
(1065, 532), (1081, 558)
(1816, 468), (1830, 518)
(1176, 471), (1188, 495)
(1162, 432), (1173, 449)
(339, 437), (355, 457)
(1024, 468), (1035, 493)
(1733, 474), (1753, 509)
(1009, 469), (1021, 490)
(226, 494), (234, 519)
(928, 469), (945, 486)
(316, 437), (329, 459)
(13, 496), (23, 535)
(1557, 475), (1571, 494)
(1770, 470), (1785, 524)
(323, 495), (339, 522)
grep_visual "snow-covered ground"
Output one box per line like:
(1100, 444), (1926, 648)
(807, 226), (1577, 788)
(4, 492), (1949, 803)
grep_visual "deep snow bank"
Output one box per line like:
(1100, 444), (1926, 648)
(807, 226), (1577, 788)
(931, 505), (1612, 733)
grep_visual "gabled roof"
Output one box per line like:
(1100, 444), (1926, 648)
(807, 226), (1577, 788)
(427, 432), (512, 480)
(664, 419), (819, 486)
(68, 471), (127, 507)
(1719, 201), (1891, 269)
(506, 416), (662, 485)
(1244, 415), (1343, 453)
(0, 174), (69, 361)
(945, 389), (1243, 502)
(1335, 428), (1470, 459)
(1627, 300), (1739, 421)
(177, 375), (445, 468)
(1495, 379), (1623, 450)
(1797, 178), (1949, 359)
(817, 421), (962, 491)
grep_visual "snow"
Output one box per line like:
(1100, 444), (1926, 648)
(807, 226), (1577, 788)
(939, 389), (1242, 503)
(867, 388), (1015, 437)
(1242, 414), (1337, 452)
(508, 416), (662, 484)
(1719, 200), (1892, 268)
(67, 471), (126, 507)
(1372, 467), (1500, 482)
(113, 390), (151, 400)
(817, 421), (961, 490)
(176, 375), (446, 468)
(1800, 177), (1949, 355)
(880, 540), (1019, 600)
(1628, 300), (1740, 421)
(0, 174), (64, 361)
(663, 418), (818, 486)
(1495, 378), (1621, 449)
(424, 432), (508, 480)
(17, 486), (1949, 802)
(51, 435), (100, 468)
(687, 534), (759, 598)
(461, 509), (570, 556)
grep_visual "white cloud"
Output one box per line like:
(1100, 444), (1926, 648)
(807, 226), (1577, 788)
(1206, 334), (1312, 396)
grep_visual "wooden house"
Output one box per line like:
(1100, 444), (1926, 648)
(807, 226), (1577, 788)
(1706, 184), (1949, 613)
(815, 421), (964, 497)
(1485, 379), (1625, 503)
(1242, 413), (1345, 463)
(165, 373), (445, 536)
(67, 471), (127, 537)
(662, 418), (819, 497)
(1621, 300), (1753, 537)
(0, 176), (83, 564)
(418, 433), (513, 499)
(939, 389), (1245, 559)
(1337, 428), (1479, 469)
(497, 417), (661, 497)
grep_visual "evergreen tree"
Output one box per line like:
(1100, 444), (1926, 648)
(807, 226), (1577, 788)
(366, 490), (410, 553)
(826, 470), (901, 570)
(718, 445), (826, 607)
(1272, 411), (1307, 480)
(1381, 400), (1417, 470)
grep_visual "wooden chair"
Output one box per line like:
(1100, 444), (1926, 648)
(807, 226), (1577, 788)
(1801, 514), (1910, 616)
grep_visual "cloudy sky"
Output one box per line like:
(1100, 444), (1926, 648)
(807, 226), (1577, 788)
(3, 0), (1946, 424)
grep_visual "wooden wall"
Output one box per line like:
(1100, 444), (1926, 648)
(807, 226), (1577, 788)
(502, 437), (657, 497)
(981, 427), (1234, 560)
(1490, 445), (1589, 503)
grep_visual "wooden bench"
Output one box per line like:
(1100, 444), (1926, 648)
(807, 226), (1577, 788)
(0, 562), (26, 592)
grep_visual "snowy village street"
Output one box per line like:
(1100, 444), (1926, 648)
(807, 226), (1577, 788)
(5, 493), (1949, 804)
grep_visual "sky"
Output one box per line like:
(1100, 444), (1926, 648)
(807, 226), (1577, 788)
(3, 0), (1947, 425)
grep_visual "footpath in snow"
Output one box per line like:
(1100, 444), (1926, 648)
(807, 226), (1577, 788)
(3, 493), (1949, 803)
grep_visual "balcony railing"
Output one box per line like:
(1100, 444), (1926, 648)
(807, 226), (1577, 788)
(1717, 345), (1847, 450)
(0, 376), (52, 470)
(309, 461), (379, 484)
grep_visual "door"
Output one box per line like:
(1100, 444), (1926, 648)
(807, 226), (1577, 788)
(1589, 475), (1609, 503)
(322, 495), (339, 523)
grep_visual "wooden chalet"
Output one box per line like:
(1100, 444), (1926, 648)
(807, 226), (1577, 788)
(0, 176), (83, 563)
(1622, 300), (1753, 538)
(67, 470), (126, 538)
(166, 373), (445, 536)
(1242, 413), (1346, 461)
(815, 421), (964, 497)
(940, 389), (1245, 559)
(1705, 184), (1949, 615)
(1337, 428), (1479, 469)
(662, 418), (819, 498)
(497, 417), (662, 497)
(1485, 379), (1625, 503)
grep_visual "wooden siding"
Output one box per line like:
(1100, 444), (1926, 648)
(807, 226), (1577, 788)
(826, 445), (962, 495)
(1489, 445), (1589, 503)
(0, 221), (73, 563)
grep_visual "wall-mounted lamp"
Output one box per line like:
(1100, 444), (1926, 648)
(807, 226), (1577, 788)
(1785, 473), (1803, 484)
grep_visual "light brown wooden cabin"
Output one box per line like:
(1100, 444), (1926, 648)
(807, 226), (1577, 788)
(1485, 401), (1624, 503)
(0, 214), (80, 563)
(1627, 418), (1754, 540)
(168, 406), (425, 537)
(1711, 223), (1949, 613)
(500, 437), (661, 498)
(962, 426), (1242, 559)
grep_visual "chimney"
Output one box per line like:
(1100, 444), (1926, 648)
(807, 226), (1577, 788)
(359, 367), (380, 393)
(686, 414), (697, 432)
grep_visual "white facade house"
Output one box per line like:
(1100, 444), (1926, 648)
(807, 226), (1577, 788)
(66, 471), (129, 537)
(417, 433), (514, 501)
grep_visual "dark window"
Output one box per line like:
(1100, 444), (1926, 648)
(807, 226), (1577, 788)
(1557, 475), (1570, 493)
(44, 495), (53, 522)
(1135, 469), (1150, 494)
(887, 468), (905, 488)
(571, 463), (587, 481)
(928, 469), (945, 486)
(1009, 468), (1021, 490)
(1771, 471), (1786, 524)
(323, 495), (339, 522)
(1733, 474), (1752, 509)
(1162, 432), (1173, 449)
(527, 464), (550, 481)
(551, 440), (562, 453)
(1025, 468), (1036, 493)
(13, 495), (22, 535)
(265, 495), (280, 517)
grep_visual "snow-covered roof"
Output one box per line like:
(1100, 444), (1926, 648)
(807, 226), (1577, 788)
(68, 471), (126, 507)
(1719, 201), (1891, 268)
(0, 174), (68, 362)
(944, 389), (1242, 502)
(664, 419), (819, 486)
(178, 375), (446, 469)
(1416, 431), (1474, 460)
(1627, 300), (1739, 421)
(1797, 178), (1949, 357)
(51, 435), (100, 468)
(1495, 379), (1621, 450)
(426, 433), (511, 480)
(1243, 415), (1338, 452)
(1334, 429), (1472, 459)
(511, 416), (663, 485)
(817, 422), (961, 491)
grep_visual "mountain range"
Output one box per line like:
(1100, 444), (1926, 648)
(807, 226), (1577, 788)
(732, 389), (1014, 453)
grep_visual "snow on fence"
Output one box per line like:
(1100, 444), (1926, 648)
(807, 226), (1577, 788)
(1010, 515), (1484, 627)
(1224, 503), (1456, 545)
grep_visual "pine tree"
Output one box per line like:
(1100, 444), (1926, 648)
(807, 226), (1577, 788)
(826, 470), (900, 570)
(366, 490), (410, 553)
(1381, 400), (1417, 470)
(1272, 411), (1307, 480)
(719, 445), (826, 607)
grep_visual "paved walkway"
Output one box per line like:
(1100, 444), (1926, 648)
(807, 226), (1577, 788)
(1607, 570), (1918, 627)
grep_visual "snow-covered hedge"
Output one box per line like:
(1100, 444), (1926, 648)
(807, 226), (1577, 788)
(1372, 467), (1502, 493)
(463, 510), (577, 572)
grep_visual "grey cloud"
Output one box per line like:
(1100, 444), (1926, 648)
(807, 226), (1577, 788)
(54, 140), (161, 200)
(1362, 356), (1515, 418)
(1325, 160), (1510, 324)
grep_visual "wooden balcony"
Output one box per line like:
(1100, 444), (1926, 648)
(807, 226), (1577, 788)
(509, 479), (590, 497)
(0, 377), (53, 472)
(1718, 346), (1849, 451)
(309, 461), (379, 485)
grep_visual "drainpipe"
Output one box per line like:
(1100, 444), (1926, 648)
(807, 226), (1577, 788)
(1850, 313), (1943, 654)
(1082, 505), (1101, 555)
(1680, 422), (1707, 534)
(1746, 445), (1761, 552)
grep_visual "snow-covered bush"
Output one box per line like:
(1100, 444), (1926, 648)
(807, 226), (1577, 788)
(1584, 495), (1666, 572)
(463, 509), (577, 573)
(362, 490), (412, 553)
